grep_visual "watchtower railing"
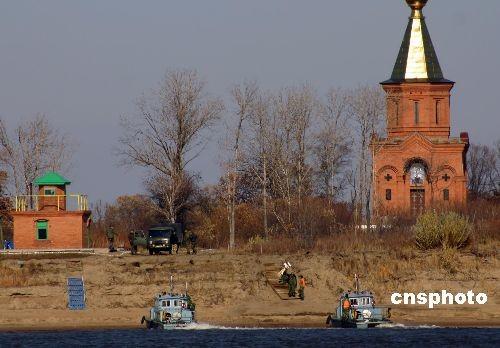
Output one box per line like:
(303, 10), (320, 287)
(14, 194), (89, 212)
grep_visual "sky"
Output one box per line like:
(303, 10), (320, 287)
(0, 0), (499, 204)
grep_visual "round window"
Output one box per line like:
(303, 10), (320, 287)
(409, 163), (426, 186)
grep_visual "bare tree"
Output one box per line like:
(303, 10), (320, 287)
(314, 88), (352, 201)
(249, 94), (272, 238)
(224, 80), (258, 248)
(146, 171), (199, 223)
(467, 142), (499, 198)
(119, 69), (224, 222)
(0, 114), (74, 196)
(267, 85), (317, 234)
(496, 139), (500, 193)
(348, 86), (385, 225)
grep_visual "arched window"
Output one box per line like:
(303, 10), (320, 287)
(414, 101), (420, 125)
(404, 158), (429, 186)
(435, 99), (440, 124)
(409, 163), (426, 186)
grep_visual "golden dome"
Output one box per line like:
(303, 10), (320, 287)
(405, 0), (428, 10)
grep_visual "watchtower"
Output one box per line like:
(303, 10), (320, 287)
(34, 172), (71, 211)
(11, 171), (91, 249)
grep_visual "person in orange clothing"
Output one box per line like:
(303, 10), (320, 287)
(342, 294), (351, 319)
(298, 275), (306, 300)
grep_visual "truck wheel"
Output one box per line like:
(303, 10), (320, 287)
(149, 249), (153, 255)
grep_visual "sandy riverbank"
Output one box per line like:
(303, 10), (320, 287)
(0, 250), (498, 330)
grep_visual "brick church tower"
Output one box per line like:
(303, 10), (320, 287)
(372, 0), (469, 215)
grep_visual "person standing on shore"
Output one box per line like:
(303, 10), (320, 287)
(298, 275), (306, 300)
(106, 226), (117, 252)
(170, 230), (179, 254)
(288, 273), (297, 297)
(189, 231), (197, 254)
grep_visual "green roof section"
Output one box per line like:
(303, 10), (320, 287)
(382, 1), (452, 84)
(34, 172), (71, 186)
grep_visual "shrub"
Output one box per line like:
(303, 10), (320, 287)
(246, 235), (266, 252)
(441, 212), (471, 249)
(414, 211), (442, 249)
(414, 211), (471, 250)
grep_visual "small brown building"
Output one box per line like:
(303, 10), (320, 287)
(372, 0), (468, 215)
(12, 172), (91, 249)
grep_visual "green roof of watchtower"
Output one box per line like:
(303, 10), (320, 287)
(34, 172), (71, 186)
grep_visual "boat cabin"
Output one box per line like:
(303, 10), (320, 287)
(343, 291), (376, 308)
(156, 294), (188, 310)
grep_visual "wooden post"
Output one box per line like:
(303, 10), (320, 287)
(0, 217), (3, 249)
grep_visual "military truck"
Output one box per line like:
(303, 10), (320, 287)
(129, 224), (184, 255)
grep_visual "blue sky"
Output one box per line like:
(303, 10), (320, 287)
(1, 0), (499, 203)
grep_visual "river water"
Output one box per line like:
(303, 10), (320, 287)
(0, 326), (499, 347)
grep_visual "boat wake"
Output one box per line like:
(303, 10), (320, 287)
(176, 323), (258, 330)
(176, 322), (440, 330)
(177, 323), (292, 330)
(376, 322), (440, 329)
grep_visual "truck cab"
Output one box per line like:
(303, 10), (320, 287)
(129, 224), (184, 255)
(147, 224), (184, 255)
(147, 227), (172, 254)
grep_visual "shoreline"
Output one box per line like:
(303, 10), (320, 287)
(1, 311), (498, 332)
(1, 252), (498, 332)
(1, 322), (499, 332)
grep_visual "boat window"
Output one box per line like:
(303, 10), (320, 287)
(350, 299), (358, 305)
(367, 297), (371, 304)
(174, 300), (178, 307)
(166, 300), (171, 307)
(162, 301), (166, 307)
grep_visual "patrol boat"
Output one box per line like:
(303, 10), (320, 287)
(326, 275), (392, 329)
(141, 277), (196, 329)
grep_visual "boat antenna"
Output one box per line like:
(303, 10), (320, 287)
(170, 275), (174, 293)
(185, 281), (188, 295)
(354, 274), (359, 293)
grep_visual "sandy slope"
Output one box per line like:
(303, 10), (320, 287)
(0, 249), (498, 330)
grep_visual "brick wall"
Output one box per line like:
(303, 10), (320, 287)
(37, 185), (67, 211)
(373, 80), (468, 214)
(12, 211), (90, 249)
(373, 135), (467, 213)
